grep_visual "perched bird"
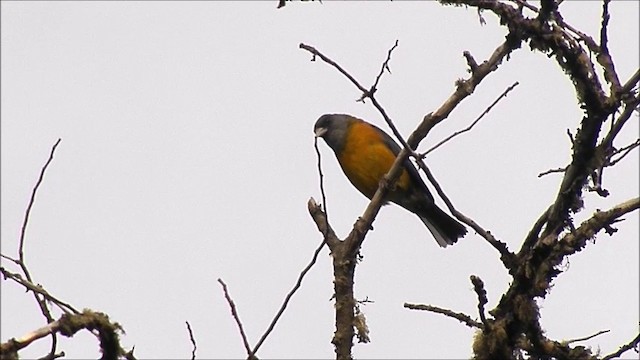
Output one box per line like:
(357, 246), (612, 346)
(314, 114), (467, 247)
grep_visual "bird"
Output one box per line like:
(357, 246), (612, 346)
(314, 113), (467, 247)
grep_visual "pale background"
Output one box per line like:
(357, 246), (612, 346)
(1, 1), (638, 359)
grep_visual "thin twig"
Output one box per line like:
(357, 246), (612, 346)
(314, 137), (330, 237)
(404, 303), (483, 329)
(369, 40), (399, 95)
(217, 279), (254, 359)
(423, 81), (519, 156)
(563, 329), (609, 344)
(602, 333), (640, 360)
(185, 321), (197, 360)
(19, 138), (62, 267)
(0, 267), (79, 315)
(15, 138), (62, 359)
(0, 253), (20, 264)
(538, 166), (568, 178)
(251, 238), (327, 356)
(300, 42), (412, 158)
(416, 160), (516, 268)
(607, 139), (639, 166)
(300, 43), (368, 94)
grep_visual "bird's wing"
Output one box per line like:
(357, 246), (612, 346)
(369, 123), (435, 202)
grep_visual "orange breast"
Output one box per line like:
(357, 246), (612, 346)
(337, 121), (411, 199)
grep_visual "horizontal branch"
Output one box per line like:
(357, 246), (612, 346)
(404, 303), (483, 329)
(557, 197), (639, 256)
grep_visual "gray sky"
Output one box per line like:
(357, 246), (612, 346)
(1, 1), (638, 359)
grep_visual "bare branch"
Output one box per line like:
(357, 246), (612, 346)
(300, 43), (368, 95)
(537, 166), (568, 178)
(185, 321), (197, 360)
(217, 279), (255, 359)
(370, 40), (399, 95)
(415, 161), (517, 269)
(0, 253), (20, 265)
(19, 138), (62, 266)
(470, 275), (489, 329)
(608, 139), (640, 166)
(314, 137), (331, 238)
(16, 139), (63, 328)
(404, 303), (483, 329)
(251, 236), (327, 356)
(0, 267), (79, 315)
(408, 38), (516, 147)
(601, 96), (640, 150)
(423, 81), (520, 156)
(557, 197), (639, 257)
(602, 333), (640, 360)
(563, 329), (609, 344)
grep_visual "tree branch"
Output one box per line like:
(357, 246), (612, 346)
(404, 303), (483, 329)
(423, 81), (520, 156)
(602, 333), (640, 360)
(185, 321), (197, 360)
(217, 279), (255, 359)
(0, 310), (131, 360)
(470, 275), (489, 329)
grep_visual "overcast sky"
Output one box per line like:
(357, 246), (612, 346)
(1, 1), (638, 359)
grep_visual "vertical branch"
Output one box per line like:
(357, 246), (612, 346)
(330, 246), (357, 360)
(19, 138), (62, 274)
(16, 138), (62, 359)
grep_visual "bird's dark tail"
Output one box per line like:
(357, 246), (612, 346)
(417, 205), (467, 247)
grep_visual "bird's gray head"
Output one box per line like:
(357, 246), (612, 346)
(314, 114), (353, 153)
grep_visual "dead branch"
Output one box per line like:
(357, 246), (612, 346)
(185, 321), (197, 360)
(602, 333), (640, 360)
(0, 267), (79, 315)
(423, 81), (520, 156)
(470, 275), (489, 329)
(404, 303), (483, 329)
(217, 279), (255, 359)
(563, 329), (609, 345)
(251, 235), (328, 356)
